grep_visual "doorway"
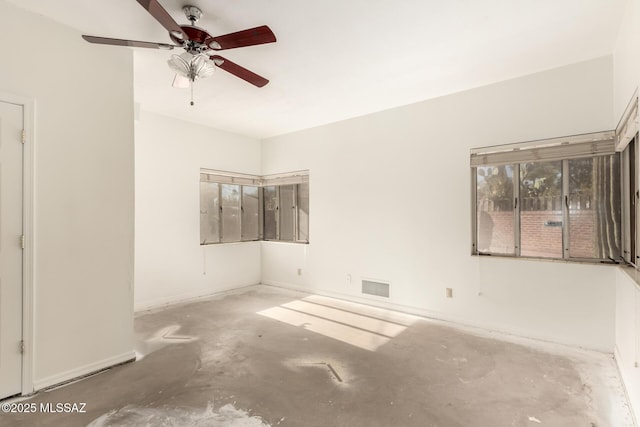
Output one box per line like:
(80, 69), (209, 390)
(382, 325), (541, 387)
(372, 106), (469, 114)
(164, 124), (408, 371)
(0, 101), (24, 399)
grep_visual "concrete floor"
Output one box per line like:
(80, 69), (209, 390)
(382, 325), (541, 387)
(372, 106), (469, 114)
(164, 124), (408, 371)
(0, 285), (633, 426)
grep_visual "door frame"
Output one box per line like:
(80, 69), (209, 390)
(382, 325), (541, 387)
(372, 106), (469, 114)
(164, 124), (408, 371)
(0, 91), (35, 396)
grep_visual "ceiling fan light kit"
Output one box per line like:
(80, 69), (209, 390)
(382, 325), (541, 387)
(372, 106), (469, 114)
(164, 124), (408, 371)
(82, 0), (276, 105)
(168, 52), (216, 81)
(167, 51), (216, 105)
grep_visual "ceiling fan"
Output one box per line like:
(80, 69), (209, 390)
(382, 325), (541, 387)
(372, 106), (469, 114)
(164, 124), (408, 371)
(82, 0), (276, 105)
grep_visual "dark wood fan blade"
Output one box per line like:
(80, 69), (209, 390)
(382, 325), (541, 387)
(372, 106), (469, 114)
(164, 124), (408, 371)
(210, 55), (269, 87)
(136, 0), (188, 41)
(82, 35), (176, 49)
(208, 25), (276, 50)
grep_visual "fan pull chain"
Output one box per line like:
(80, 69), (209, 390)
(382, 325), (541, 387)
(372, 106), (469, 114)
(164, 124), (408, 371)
(190, 79), (195, 106)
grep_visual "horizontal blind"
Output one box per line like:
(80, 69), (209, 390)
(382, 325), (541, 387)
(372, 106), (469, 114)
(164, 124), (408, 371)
(200, 171), (261, 186)
(200, 169), (309, 186)
(470, 133), (615, 167)
(263, 173), (309, 186)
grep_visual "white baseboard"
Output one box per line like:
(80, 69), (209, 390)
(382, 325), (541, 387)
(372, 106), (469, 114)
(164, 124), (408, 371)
(134, 283), (260, 312)
(614, 346), (640, 427)
(260, 280), (612, 353)
(33, 351), (136, 391)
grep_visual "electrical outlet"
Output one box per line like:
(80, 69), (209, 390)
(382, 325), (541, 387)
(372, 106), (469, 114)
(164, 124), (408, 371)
(346, 274), (352, 284)
(446, 288), (453, 298)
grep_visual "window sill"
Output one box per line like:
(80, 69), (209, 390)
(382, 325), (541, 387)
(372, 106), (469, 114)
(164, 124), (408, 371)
(262, 240), (310, 245)
(473, 253), (622, 266)
(200, 240), (261, 246)
(200, 240), (310, 246)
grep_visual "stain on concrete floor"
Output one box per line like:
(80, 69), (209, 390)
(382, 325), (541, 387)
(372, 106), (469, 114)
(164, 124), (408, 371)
(86, 402), (270, 426)
(0, 285), (632, 426)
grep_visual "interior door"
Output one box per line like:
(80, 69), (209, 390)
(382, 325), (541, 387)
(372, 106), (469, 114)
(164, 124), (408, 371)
(0, 101), (23, 399)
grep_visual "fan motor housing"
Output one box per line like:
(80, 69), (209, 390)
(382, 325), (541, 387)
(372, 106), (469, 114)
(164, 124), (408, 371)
(171, 26), (211, 45)
(183, 5), (202, 24)
(169, 5), (212, 53)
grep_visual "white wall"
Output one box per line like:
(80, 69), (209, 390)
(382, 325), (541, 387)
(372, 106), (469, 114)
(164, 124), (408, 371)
(613, 0), (640, 422)
(0, 1), (135, 389)
(613, 0), (640, 120)
(262, 56), (617, 351)
(134, 110), (262, 310)
(615, 268), (640, 424)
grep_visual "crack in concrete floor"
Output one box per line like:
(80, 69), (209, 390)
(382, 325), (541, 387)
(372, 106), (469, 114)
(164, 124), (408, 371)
(296, 362), (343, 383)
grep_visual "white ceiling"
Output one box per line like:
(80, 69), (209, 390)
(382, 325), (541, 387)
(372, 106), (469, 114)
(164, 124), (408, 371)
(6, 0), (629, 139)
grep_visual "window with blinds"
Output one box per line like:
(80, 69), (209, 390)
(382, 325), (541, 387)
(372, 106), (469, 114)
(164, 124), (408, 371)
(199, 169), (309, 245)
(617, 92), (639, 266)
(471, 131), (622, 262)
(261, 182), (310, 243)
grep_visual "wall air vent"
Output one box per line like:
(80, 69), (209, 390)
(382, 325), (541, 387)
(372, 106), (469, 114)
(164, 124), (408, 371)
(361, 279), (390, 298)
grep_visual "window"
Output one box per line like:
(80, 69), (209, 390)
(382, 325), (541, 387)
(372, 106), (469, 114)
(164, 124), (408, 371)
(567, 156), (621, 260)
(621, 135), (639, 265)
(220, 184), (242, 242)
(471, 132), (621, 262)
(262, 182), (310, 243)
(520, 161), (563, 258)
(618, 93), (639, 266)
(297, 182), (310, 242)
(263, 186), (278, 240)
(199, 171), (262, 245)
(476, 165), (515, 254)
(199, 170), (309, 245)
(200, 181), (219, 244)
(241, 186), (260, 241)
(279, 185), (295, 241)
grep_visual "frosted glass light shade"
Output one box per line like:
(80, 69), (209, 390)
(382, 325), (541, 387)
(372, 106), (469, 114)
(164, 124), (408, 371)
(167, 52), (193, 77)
(191, 54), (215, 79)
(167, 52), (215, 81)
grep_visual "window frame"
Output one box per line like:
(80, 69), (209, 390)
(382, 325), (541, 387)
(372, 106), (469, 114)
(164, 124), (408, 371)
(240, 185), (260, 242)
(471, 131), (622, 264)
(296, 182), (310, 243)
(199, 181), (220, 245)
(473, 164), (518, 256)
(262, 185), (280, 241)
(621, 135), (639, 266)
(220, 183), (242, 243)
(617, 91), (639, 268)
(200, 169), (309, 246)
(261, 182), (310, 243)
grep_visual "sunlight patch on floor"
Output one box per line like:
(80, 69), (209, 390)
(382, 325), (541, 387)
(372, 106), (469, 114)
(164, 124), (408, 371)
(257, 295), (419, 351)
